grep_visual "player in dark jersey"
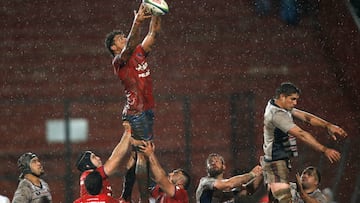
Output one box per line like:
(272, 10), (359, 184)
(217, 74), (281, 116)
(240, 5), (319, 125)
(195, 153), (263, 203)
(12, 152), (52, 203)
(104, 2), (162, 202)
(74, 170), (120, 203)
(75, 121), (132, 198)
(139, 141), (190, 203)
(261, 82), (347, 203)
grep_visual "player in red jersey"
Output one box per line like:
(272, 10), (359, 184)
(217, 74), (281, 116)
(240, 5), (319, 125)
(74, 170), (120, 203)
(105, 2), (162, 202)
(75, 121), (132, 197)
(139, 141), (190, 203)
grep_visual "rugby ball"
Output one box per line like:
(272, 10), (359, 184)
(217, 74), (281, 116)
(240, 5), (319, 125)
(143, 0), (169, 16)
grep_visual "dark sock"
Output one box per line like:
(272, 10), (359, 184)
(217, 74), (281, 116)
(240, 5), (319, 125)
(121, 164), (136, 201)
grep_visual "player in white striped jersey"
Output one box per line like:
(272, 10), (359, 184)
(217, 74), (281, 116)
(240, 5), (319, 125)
(261, 82), (347, 203)
(12, 152), (52, 203)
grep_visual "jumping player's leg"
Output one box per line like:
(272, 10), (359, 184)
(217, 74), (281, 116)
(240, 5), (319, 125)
(261, 158), (292, 203)
(127, 110), (154, 141)
(136, 152), (149, 202)
(270, 183), (292, 203)
(124, 110), (154, 203)
(120, 151), (137, 202)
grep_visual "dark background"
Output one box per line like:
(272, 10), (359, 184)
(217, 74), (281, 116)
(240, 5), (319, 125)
(0, 0), (359, 202)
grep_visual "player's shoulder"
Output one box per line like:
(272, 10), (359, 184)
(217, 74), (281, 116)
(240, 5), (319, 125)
(199, 176), (216, 187)
(98, 194), (119, 202)
(267, 102), (286, 114)
(40, 178), (50, 186)
(18, 178), (33, 188)
(199, 176), (210, 182)
(136, 44), (148, 56)
(73, 197), (82, 203)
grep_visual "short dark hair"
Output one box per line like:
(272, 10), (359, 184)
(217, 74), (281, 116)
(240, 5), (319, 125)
(104, 30), (124, 57)
(85, 170), (103, 195)
(177, 168), (191, 190)
(275, 82), (301, 98)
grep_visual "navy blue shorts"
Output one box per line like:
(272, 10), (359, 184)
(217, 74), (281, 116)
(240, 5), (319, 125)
(123, 110), (154, 141)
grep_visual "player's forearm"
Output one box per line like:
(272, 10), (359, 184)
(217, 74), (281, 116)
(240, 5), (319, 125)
(127, 19), (142, 50)
(148, 153), (167, 183)
(216, 172), (255, 191)
(293, 109), (330, 128)
(142, 16), (161, 51)
(243, 173), (263, 195)
(149, 16), (161, 34)
(148, 153), (175, 196)
(104, 127), (132, 175)
(296, 130), (327, 153)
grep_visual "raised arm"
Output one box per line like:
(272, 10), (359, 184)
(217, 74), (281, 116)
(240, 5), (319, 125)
(142, 16), (161, 53)
(139, 141), (177, 197)
(213, 165), (262, 191)
(113, 4), (151, 66)
(292, 108), (348, 140)
(103, 121), (132, 176)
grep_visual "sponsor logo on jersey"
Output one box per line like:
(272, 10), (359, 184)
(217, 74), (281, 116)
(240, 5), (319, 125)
(136, 61), (150, 78)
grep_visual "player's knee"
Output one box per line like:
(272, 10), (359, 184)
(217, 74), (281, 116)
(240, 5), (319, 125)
(272, 188), (292, 203)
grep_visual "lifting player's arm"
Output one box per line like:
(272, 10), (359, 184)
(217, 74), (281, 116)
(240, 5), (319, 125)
(239, 167), (264, 196)
(103, 121), (132, 176)
(213, 165), (262, 191)
(139, 141), (177, 197)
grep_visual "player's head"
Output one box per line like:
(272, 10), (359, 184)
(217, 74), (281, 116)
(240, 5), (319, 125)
(206, 153), (225, 177)
(85, 170), (103, 195)
(275, 82), (301, 98)
(18, 152), (44, 179)
(300, 166), (321, 189)
(275, 82), (301, 110)
(168, 168), (191, 190)
(76, 151), (100, 172)
(105, 30), (126, 57)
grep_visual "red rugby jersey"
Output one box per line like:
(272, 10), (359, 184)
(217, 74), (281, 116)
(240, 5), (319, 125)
(113, 45), (155, 115)
(151, 185), (189, 203)
(73, 194), (120, 203)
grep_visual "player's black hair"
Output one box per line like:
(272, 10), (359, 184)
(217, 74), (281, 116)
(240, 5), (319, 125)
(275, 82), (301, 98)
(85, 170), (103, 195)
(175, 168), (191, 190)
(105, 30), (125, 57)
